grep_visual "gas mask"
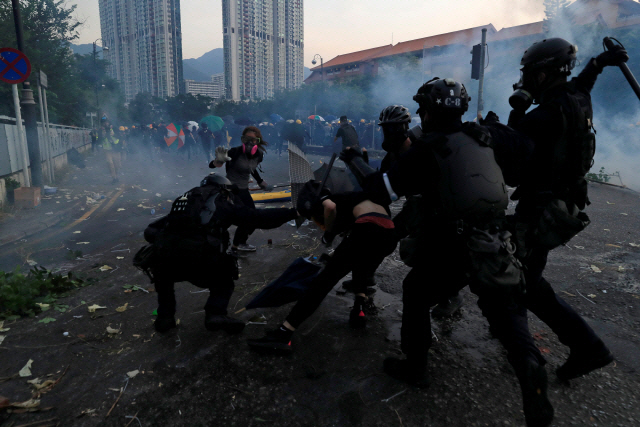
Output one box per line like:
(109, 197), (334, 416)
(509, 70), (536, 111)
(241, 136), (260, 156)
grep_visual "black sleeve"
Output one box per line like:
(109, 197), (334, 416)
(217, 197), (296, 229)
(508, 104), (563, 153)
(574, 58), (602, 95)
(336, 128), (343, 139)
(251, 152), (264, 184)
(485, 123), (534, 187)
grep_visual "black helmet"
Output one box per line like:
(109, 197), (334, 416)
(413, 77), (470, 116)
(200, 172), (231, 188)
(379, 105), (411, 126)
(520, 38), (577, 75)
(296, 180), (331, 221)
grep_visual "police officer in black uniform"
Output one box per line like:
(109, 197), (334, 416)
(140, 173), (298, 334)
(342, 78), (553, 427)
(506, 38), (628, 382)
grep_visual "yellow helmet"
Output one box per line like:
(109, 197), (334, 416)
(360, 119), (365, 123)
(296, 119), (302, 124)
(119, 126), (125, 131)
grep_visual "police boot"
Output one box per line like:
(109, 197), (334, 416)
(342, 278), (376, 296)
(204, 312), (245, 334)
(516, 359), (554, 427)
(556, 342), (613, 382)
(383, 356), (429, 389)
(154, 315), (177, 333)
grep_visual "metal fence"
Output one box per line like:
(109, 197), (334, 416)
(0, 116), (90, 176)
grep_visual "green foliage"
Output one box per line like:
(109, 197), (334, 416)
(0, 266), (85, 319)
(586, 166), (612, 183)
(4, 177), (21, 190)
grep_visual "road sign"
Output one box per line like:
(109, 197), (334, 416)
(39, 70), (47, 88)
(0, 47), (31, 84)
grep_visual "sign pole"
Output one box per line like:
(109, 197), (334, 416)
(477, 28), (487, 119)
(11, 84), (30, 187)
(42, 85), (54, 182)
(37, 74), (52, 183)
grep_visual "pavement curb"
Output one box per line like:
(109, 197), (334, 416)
(0, 202), (81, 248)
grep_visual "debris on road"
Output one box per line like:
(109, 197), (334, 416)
(19, 359), (34, 377)
(88, 304), (106, 313)
(99, 265), (113, 272)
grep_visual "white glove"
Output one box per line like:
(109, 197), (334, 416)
(215, 146), (232, 162)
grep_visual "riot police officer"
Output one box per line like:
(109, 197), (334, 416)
(342, 78), (553, 427)
(506, 38), (628, 382)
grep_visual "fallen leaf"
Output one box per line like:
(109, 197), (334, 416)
(630, 243), (640, 248)
(604, 229), (610, 232)
(574, 245), (584, 250)
(38, 317), (56, 324)
(99, 265), (113, 272)
(132, 334), (140, 338)
(606, 201), (615, 205)
(73, 231), (81, 234)
(108, 388), (120, 392)
(106, 326), (119, 334)
(0, 321), (8, 332)
(561, 290), (576, 297)
(28, 378), (55, 390)
(590, 265), (602, 273)
(618, 266), (625, 272)
(155, 193), (161, 197)
(127, 370), (139, 378)
(142, 189), (148, 192)
(77, 242), (90, 245)
(116, 256), (124, 260)
(87, 304), (106, 313)
(587, 294), (597, 298)
(35, 303), (49, 310)
(158, 382), (163, 387)
(606, 244), (622, 248)
(19, 360), (33, 377)
(115, 303), (128, 313)
(0, 336), (5, 345)
(621, 213), (628, 216)
(176, 319), (181, 325)
(27, 260), (37, 266)
(12, 398), (40, 409)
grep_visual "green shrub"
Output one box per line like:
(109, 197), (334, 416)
(586, 167), (612, 183)
(3, 177), (20, 190)
(0, 266), (85, 319)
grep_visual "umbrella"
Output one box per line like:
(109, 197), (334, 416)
(288, 144), (315, 208)
(325, 115), (337, 122)
(164, 123), (185, 150)
(313, 163), (357, 193)
(234, 117), (254, 126)
(187, 121), (199, 132)
(308, 115), (325, 121)
(245, 257), (322, 309)
(270, 113), (284, 123)
(200, 115), (225, 132)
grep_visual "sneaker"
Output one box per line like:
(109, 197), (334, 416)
(518, 360), (554, 427)
(383, 357), (429, 389)
(154, 315), (177, 333)
(247, 328), (293, 355)
(204, 314), (245, 334)
(349, 296), (367, 329)
(556, 345), (614, 382)
(342, 279), (376, 296)
(431, 293), (464, 319)
(236, 243), (257, 252)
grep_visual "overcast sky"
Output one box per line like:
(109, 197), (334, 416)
(73, 0), (545, 65)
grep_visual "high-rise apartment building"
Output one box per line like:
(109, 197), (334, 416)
(222, 0), (303, 101)
(98, 0), (184, 101)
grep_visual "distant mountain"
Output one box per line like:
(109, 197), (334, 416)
(183, 48), (224, 78)
(183, 62), (211, 81)
(70, 43), (102, 58)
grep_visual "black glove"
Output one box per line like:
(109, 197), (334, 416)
(321, 231), (335, 247)
(480, 111), (500, 126)
(339, 147), (363, 164)
(595, 46), (629, 69)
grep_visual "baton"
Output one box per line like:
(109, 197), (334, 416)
(603, 37), (640, 102)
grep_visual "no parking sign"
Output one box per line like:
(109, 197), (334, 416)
(0, 47), (31, 84)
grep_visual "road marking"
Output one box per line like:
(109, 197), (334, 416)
(96, 187), (126, 216)
(62, 194), (112, 231)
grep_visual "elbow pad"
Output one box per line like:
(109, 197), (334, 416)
(346, 156), (377, 187)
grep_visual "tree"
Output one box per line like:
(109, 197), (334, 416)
(543, 0), (573, 35)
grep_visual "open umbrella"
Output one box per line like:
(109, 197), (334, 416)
(187, 121), (199, 132)
(200, 115), (225, 132)
(235, 117), (254, 126)
(313, 163), (358, 193)
(164, 123), (185, 150)
(270, 113), (284, 123)
(245, 257), (321, 310)
(308, 115), (325, 121)
(325, 115), (337, 122)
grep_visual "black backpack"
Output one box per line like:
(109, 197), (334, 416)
(165, 186), (221, 235)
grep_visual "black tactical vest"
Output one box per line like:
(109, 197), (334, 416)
(428, 127), (508, 221)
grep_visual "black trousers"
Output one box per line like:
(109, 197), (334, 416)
(401, 234), (543, 373)
(286, 221), (398, 328)
(232, 188), (256, 246)
(152, 266), (235, 317)
(524, 247), (604, 352)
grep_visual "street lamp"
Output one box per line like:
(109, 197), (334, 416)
(93, 39), (109, 121)
(311, 54), (324, 84)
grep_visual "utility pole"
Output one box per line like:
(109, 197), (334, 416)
(477, 28), (487, 119)
(11, 0), (43, 189)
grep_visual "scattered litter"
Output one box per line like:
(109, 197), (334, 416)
(73, 315), (83, 319)
(77, 242), (90, 245)
(26, 260), (37, 266)
(45, 212), (53, 215)
(73, 231), (81, 234)
(19, 359), (33, 377)
(63, 332), (69, 337)
(381, 388), (407, 403)
(576, 289), (596, 305)
(189, 289), (210, 294)
(0, 321), (8, 332)
(116, 303), (129, 313)
(602, 290), (608, 294)
(246, 314), (267, 325)
(587, 294), (597, 298)
(561, 290), (576, 297)
(88, 304), (106, 313)
(606, 201), (615, 205)
(142, 189), (148, 192)
(117, 256), (124, 260)
(117, 208), (126, 211)
(574, 245), (584, 250)
(177, 175), (183, 178)
(155, 193), (161, 197)
(590, 265), (602, 273)
(0, 336), (5, 345)
(99, 265), (113, 272)
(618, 266), (625, 272)
(604, 229), (610, 232)
(123, 285), (149, 293)
(630, 243), (640, 248)
(106, 326), (120, 334)
(127, 370), (139, 379)
(606, 244), (622, 248)
(111, 249), (130, 253)
(621, 213), (628, 216)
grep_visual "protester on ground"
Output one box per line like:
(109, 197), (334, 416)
(342, 78), (552, 427)
(138, 173), (298, 334)
(503, 38), (627, 383)
(209, 126), (270, 252)
(247, 180), (397, 353)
